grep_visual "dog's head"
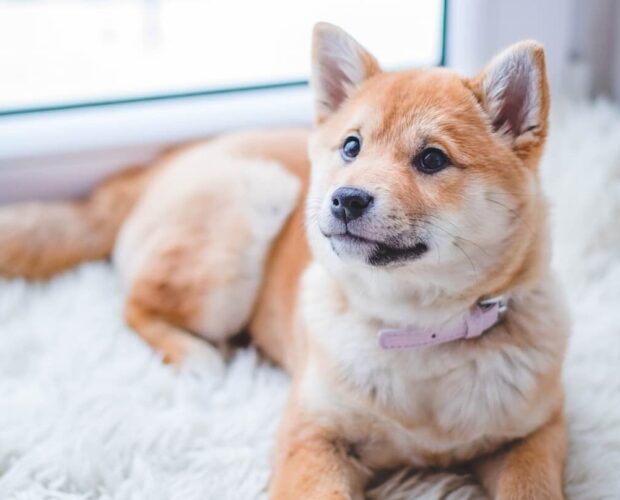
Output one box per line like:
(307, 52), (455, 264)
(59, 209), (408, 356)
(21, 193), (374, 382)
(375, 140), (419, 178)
(306, 23), (550, 295)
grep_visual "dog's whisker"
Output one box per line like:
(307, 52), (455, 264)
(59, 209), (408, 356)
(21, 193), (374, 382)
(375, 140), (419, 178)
(454, 241), (478, 275)
(424, 220), (489, 259)
(486, 197), (536, 235)
(427, 214), (460, 232)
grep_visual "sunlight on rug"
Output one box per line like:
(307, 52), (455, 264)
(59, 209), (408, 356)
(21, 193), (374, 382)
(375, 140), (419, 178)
(1, 100), (619, 499)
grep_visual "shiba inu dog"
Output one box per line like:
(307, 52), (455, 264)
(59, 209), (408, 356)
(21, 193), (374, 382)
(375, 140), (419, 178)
(0, 23), (568, 499)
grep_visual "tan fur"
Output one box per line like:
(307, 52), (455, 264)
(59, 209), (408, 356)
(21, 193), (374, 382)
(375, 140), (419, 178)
(269, 388), (370, 499)
(0, 166), (151, 279)
(113, 129), (305, 364)
(0, 24), (568, 500)
(124, 298), (215, 367)
(474, 409), (567, 499)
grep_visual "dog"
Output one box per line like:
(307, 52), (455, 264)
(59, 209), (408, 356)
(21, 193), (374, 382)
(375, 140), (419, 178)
(0, 23), (568, 499)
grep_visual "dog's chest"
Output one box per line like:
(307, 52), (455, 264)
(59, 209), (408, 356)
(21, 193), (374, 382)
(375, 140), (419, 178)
(302, 345), (537, 468)
(299, 263), (565, 469)
(302, 301), (558, 469)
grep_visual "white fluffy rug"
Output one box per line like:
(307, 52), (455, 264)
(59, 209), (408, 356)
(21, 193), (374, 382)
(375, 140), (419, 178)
(1, 100), (619, 499)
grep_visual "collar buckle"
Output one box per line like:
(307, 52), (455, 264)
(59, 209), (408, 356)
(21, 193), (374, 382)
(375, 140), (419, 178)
(478, 294), (509, 322)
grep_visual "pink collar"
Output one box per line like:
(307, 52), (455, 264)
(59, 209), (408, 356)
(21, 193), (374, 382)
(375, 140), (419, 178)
(378, 296), (508, 350)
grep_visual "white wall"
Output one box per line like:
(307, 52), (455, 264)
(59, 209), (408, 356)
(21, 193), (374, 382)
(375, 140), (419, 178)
(569, 0), (618, 98)
(447, 0), (573, 88)
(447, 0), (620, 100)
(615, 6), (620, 99)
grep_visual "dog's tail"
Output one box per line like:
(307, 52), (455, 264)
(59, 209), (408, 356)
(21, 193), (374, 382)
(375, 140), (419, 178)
(0, 166), (152, 280)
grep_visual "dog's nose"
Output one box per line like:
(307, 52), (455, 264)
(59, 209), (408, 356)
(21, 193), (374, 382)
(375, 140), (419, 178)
(331, 187), (373, 222)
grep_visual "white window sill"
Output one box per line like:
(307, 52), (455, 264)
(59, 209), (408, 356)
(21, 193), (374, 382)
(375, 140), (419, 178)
(0, 84), (312, 203)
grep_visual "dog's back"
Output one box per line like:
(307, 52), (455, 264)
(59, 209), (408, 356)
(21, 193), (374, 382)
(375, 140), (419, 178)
(0, 128), (310, 367)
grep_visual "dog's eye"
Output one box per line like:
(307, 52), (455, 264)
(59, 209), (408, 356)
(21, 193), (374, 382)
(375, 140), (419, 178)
(341, 136), (361, 162)
(415, 148), (450, 174)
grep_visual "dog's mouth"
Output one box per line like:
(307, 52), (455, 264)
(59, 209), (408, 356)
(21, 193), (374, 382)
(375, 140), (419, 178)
(326, 231), (429, 266)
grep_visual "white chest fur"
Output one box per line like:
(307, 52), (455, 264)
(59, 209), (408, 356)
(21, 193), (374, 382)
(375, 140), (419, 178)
(299, 263), (568, 468)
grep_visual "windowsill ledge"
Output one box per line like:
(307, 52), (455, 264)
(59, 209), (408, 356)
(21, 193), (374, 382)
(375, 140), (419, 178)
(0, 85), (313, 203)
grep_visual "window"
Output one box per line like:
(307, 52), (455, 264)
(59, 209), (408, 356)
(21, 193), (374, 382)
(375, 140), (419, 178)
(0, 0), (445, 114)
(0, 0), (445, 202)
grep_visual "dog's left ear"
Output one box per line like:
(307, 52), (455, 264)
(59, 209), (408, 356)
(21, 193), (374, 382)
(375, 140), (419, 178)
(311, 22), (381, 123)
(471, 41), (550, 164)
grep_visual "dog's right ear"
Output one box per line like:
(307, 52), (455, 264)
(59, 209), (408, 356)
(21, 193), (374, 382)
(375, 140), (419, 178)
(311, 23), (380, 123)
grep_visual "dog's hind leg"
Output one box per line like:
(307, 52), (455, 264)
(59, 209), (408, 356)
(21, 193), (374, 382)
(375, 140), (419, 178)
(125, 299), (224, 371)
(118, 153), (302, 368)
(0, 166), (151, 280)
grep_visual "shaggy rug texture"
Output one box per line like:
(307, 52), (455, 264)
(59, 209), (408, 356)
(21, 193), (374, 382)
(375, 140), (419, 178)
(1, 100), (619, 499)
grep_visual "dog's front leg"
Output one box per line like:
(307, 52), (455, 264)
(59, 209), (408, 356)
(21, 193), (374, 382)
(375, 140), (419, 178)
(474, 410), (567, 500)
(269, 393), (368, 500)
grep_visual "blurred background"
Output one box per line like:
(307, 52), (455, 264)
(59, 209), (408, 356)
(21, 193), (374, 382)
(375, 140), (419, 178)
(1, 0), (619, 202)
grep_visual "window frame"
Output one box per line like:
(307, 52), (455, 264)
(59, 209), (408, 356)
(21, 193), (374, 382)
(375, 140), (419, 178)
(0, 0), (448, 203)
